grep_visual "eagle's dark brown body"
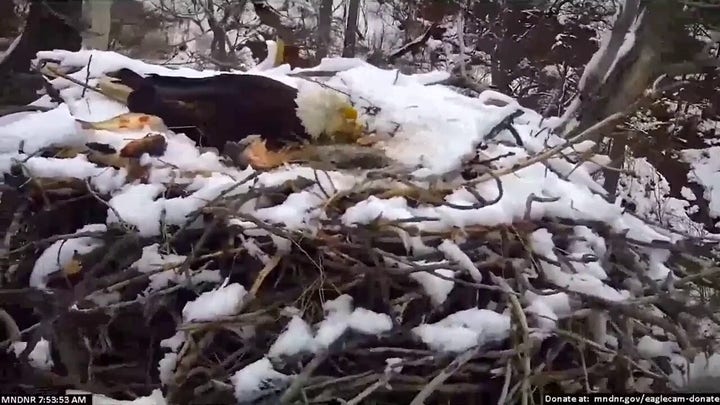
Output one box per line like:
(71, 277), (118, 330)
(107, 68), (309, 149)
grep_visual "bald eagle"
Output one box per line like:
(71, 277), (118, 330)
(103, 68), (309, 150)
(99, 68), (365, 168)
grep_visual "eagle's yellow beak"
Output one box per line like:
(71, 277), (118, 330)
(328, 105), (363, 143)
(341, 106), (358, 121)
(97, 78), (133, 105)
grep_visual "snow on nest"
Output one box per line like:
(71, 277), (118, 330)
(230, 357), (291, 403)
(132, 243), (221, 293)
(29, 223), (107, 289)
(157, 331), (187, 387)
(617, 157), (706, 236)
(182, 282), (248, 323)
(636, 335), (720, 390)
(3, 51), (685, 301)
(36, 49), (296, 88)
(268, 295), (394, 360)
(0, 50), (694, 369)
(682, 147), (720, 227)
(9, 338), (54, 370)
(412, 308), (512, 352)
(35, 48), (386, 94)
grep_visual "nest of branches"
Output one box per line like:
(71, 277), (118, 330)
(0, 132), (719, 405)
(1, 48), (720, 404)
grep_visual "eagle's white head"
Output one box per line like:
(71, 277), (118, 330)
(294, 80), (362, 141)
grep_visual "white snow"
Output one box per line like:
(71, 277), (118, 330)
(160, 331), (186, 352)
(618, 157), (700, 235)
(157, 331), (186, 386)
(409, 265), (455, 305)
(37, 49), (300, 89)
(438, 240), (482, 282)
(525, 290), (572, 333)
(347, 307), (394, 335)
(319, 68), (528, 176)
(314, 295), (393, 348)
(529, 228), (630, 302)
(157, 352), (179, 386)
(0, 105), (83, 154)
(133, 243), (186, 272)
(22, 155), (127, 195)
(682, 147), (720, 222)
(647, 248), (673, 282)
(0, 111), (36, 127)
(9, 338), (54, 370)
(314, 295), (353, 348)
(182, 282), (248, 322)
(385, 357), (404, 374)
(413, 324), (479, 353)
(412, 308), (511, 352)
(230, 357), (291, 403)
(30, 223), (107, 289)
(681, 186), (697, 201)
(132, 243), (220, 293)
(268, 316), (317, 359)
(566, 227), (608, 281)
(637, 335), (680, 358)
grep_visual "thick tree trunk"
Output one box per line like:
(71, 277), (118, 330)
(316, 0), (333, 59)
(206, 0), (230, 66)
(0, 0), (83, 75)
(0, 1), (21, 38)
(561, 0), (704, 199)
(342, 0), (360, 58)
(83, 0), (113, 50)
(0, 0), (83, 106)
(489, 6), (528, 95)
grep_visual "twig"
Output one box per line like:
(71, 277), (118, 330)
(39, 64), (124, 103)
(84, 178), (128, 230)
(0, 322), (41, 348)
(524, 194), (561, 220)
(497, 361), (512, 405)
(345, 373), (392, 405)
(456, 12), (467, 79)
(5, 230), (107, 257)
(280, 351), (328, 403)
(81, 55), (93, 99)
(465, 81), (687, 189)
(409, 345), (480, 405)
(249, 253), (283, 296)
(0, 308), (20, 342)
(388, 23), (438, 61)
(0, 105), (53, 117)
(492, 274), (532, 405)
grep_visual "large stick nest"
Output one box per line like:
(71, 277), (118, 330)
(1, 51), (720, 404)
